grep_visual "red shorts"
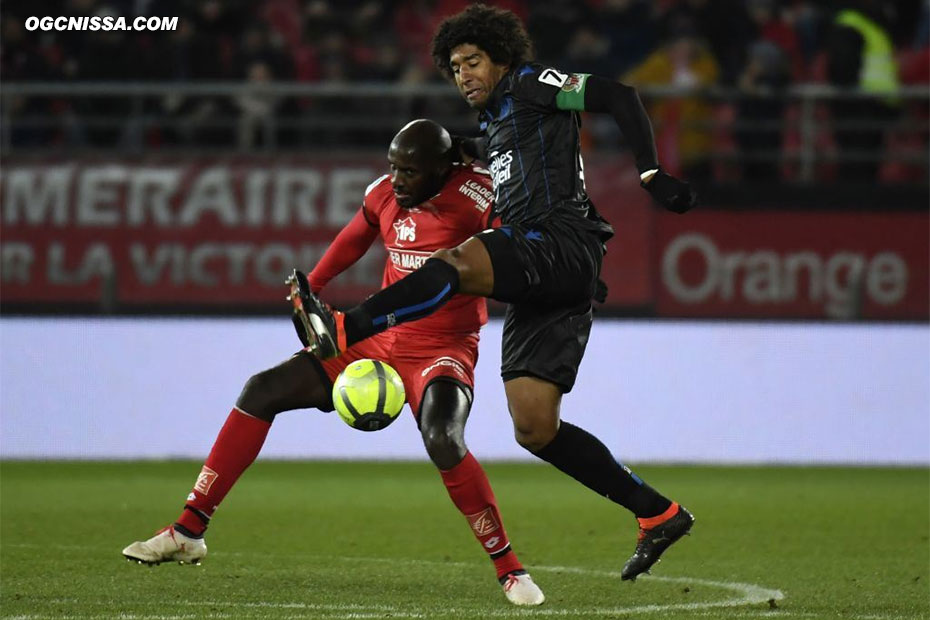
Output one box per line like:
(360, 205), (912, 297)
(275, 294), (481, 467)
(319, 330), (479, 417)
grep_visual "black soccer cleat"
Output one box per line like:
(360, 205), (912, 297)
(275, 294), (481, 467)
(285, 269), (343, 359)
(621, 505), (694, 581)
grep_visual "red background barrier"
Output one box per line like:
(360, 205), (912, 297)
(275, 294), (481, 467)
(0, 155), (652, 310)
(2, 155), (925, 320)
(655, 210), (929, 320)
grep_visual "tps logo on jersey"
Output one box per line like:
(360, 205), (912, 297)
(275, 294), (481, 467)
(489, 150), (513, 197)
(393, 216), (417, 244)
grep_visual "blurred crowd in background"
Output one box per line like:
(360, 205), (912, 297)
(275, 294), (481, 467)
(2, 0), (928, 184)
(4, 0), (928, 86)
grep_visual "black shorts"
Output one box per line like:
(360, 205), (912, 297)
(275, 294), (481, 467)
(476, 222), (604, 306)
(499, 300), (593, 393)
(475, 222), (604, 393)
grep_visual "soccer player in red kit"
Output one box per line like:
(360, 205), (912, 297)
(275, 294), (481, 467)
(122, 119), (545, 606)
(294, 5), (697, 584)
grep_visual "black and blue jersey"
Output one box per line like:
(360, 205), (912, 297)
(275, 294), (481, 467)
(477, 62), (613, 240)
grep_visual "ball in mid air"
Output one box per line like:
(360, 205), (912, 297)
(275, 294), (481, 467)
(332, 359), (405, 431)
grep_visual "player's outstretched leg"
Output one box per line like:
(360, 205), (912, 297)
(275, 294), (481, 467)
(293, 257), (461, 359)
(294, 237), (493, 359)
(123, 352), (331, 565)
(504, 376), (693, 581)
(419, 381), (544, 606)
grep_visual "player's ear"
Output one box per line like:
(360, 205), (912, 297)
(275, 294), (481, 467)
(436, 146), (455, 171)
(433, 162), (451, 182)
(444, 151), (458, 172)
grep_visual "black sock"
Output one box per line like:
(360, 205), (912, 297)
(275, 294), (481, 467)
(343, 258), (460, 346)
(174, 506), (209, 539)
(533, 421), (672, 518)
(173, 523), (204, 539)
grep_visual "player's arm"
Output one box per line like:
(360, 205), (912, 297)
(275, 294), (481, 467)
(307, 206), (379, 293)
(451, 135), (488, 163)
(556, 73), (697, 214)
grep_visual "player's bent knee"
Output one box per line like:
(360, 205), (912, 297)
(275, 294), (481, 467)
(236, 371), (279, 420)
(236, 356), (329, 421)
(429, 247), (455, 263)
(421, 423), (466, 469)
(431, 242), (493, 296)
(506, 377), (563, 452)
(514, 427), (557, 453)
(511, 415), (559, 453)
(419, 379), (471, 468)
(429, 247), (467, 278)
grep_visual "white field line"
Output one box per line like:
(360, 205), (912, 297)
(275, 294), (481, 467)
(3, 542), (783, 618)
(0, 616), (421, 620)
(8, 542), (914, 620)
(26, 600), (425, 619)
(0, 600), (921, 620)
(0, 611), (918, 620)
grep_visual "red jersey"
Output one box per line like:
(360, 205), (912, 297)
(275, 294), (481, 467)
(310, 163), (494, 336)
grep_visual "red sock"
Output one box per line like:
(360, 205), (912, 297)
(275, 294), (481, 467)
(439, 452), (523, 579)
(175, 407), (271, 536)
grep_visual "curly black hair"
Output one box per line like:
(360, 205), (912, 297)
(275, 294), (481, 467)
(430, 4), (533, 81)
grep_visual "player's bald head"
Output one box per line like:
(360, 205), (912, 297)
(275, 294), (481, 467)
(390, 119), (453, 165)
(387, 120), (455, 208)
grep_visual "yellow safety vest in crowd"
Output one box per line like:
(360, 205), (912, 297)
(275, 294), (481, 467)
(835, 9), (900, 98)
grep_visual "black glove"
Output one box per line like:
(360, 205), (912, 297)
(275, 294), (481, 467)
(450, 135), (485, 163)
(643, 170), (697, 214)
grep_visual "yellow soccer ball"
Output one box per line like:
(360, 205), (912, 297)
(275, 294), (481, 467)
(332, 359), (406, 431)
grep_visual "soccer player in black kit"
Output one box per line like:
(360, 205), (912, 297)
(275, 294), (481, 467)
(292, 4), (697, 583)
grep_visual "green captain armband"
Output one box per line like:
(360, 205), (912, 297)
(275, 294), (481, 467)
(554, 73), (591, 111)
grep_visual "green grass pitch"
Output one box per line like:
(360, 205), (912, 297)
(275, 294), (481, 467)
(1, 461), (927, 619)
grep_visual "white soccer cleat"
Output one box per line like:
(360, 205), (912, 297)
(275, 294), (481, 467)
(502, 572), (545, 606)
(122, 526), (207, 566)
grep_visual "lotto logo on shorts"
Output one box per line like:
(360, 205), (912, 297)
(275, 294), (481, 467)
(466, 508), (500, 536)
(193, 466), (219, 495)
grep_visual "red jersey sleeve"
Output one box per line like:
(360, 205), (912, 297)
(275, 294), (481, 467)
(308, 206), (379, 293)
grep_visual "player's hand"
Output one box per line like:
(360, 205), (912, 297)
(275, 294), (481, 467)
(643, 170), (697, 214)
(450, 136), (475, 164)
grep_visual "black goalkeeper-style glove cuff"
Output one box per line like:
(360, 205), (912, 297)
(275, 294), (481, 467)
(643, 170), (697, 214)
